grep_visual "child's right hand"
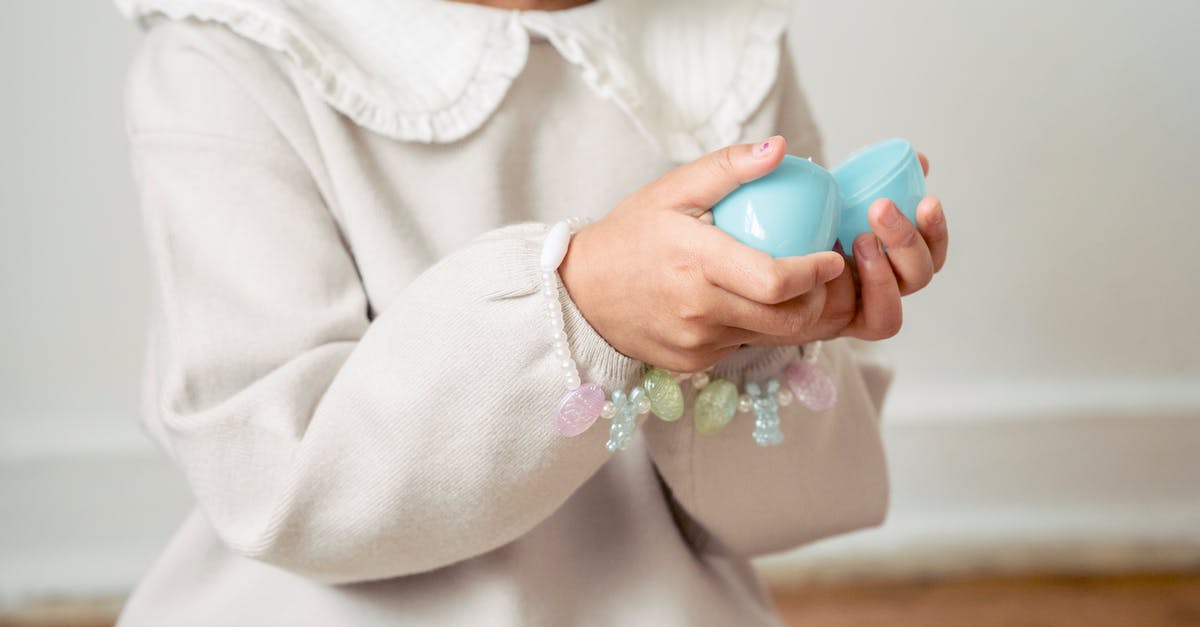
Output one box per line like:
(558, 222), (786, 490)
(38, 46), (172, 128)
(559, 136), (847, 373)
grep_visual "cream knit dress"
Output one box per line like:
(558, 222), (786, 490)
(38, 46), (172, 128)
(115, 1), (892, 624)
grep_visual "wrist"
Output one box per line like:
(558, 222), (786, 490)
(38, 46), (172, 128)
(558, 224), (601, 334)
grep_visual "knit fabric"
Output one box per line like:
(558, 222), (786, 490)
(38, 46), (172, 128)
(116, 15), (891, 626)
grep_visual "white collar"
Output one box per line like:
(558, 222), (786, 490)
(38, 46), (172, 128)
(115, 0), (790, 162)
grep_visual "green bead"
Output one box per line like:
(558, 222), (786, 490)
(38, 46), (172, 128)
(641, 368), (684, 422)
(694, 379), (738, 435)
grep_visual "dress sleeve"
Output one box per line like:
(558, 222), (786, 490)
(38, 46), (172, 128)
(125, 22), (641, 583)
(640, 41), (892, 558)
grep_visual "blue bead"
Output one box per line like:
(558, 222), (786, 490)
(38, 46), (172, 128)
(747, 379), (784, 447)
(605, 387), (644, 452)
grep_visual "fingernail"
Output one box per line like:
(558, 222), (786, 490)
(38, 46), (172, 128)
(928, 204), (945, 225)
(881, 201), (902, 228)
(752, 136), (776, 159)
(856, 235), (880, 261)
(821, 255), (846, 281)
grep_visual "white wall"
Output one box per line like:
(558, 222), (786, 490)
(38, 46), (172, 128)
(0, 2), (188, 603)
(1, 0), (1198, 602)
(770, 0), (1200, 583)
(791, 0), (1200, 385)
(0, 3), (146, 453)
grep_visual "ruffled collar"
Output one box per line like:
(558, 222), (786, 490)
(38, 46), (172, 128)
(115, 0), (790, 162)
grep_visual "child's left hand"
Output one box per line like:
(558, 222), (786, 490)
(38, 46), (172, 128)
(754, 152), (948, 344)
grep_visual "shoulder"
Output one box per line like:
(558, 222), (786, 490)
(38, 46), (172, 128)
(124, 19), (301, 142)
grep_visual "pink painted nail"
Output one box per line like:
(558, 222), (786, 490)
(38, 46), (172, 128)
(752, 137), (775, 159)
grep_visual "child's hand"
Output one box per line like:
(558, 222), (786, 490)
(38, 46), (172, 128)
(750, 153), (949, 345)
(560, 136), (846, 373)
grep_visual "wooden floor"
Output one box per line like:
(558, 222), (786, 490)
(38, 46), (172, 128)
(3, 574), (1199, 626)
(772, 573), (1200, 627)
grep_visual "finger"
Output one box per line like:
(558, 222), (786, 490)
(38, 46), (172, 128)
(709, 284), (828, 344)
(918, 152), (930, 177)
(653, 135), (787, 214)
(811, 264), (858, 338)
(744, 268), (856, 346)
(695, 227), (845, 304)
(868, 199), (934, 295)
(915, 196), (948, 273)
(844, 233), (903, 340)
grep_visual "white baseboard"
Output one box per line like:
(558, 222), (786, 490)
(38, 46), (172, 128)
(0, 448), (192, 605)
(757, 504), (1200, 586)
(757, 378), (1200, 585)
(3, 379), (1199, 603)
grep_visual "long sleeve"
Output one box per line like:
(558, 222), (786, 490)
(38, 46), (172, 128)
(125, 24), (642, 583)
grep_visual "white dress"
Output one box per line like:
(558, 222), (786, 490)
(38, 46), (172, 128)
(114, 1), (892, 624)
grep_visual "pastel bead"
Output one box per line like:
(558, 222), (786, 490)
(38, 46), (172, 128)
(641, 368), (684, 422)
(748, 380), (784, 447)
(540, 221), (572, 271)
(784, 360), (837, 412)
(606, 387), (644, 452)
(694, 379), (738, 435)
(777, 387), (794, 406)
(553, 382), (605, 437)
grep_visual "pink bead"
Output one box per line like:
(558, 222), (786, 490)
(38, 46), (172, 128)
(784, 360), (837, 412)
(553, 383), (605, 437)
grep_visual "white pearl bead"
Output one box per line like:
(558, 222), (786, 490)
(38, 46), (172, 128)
(565, 375), (581, 390)
(561, 359), (573, 370)
(636, 396), (652, 415)
(552, 332), (566, 343)
(737, 394), (752, 413)
(600, 401), (616, 420)
(777, 388), (794, 407)
(804, 340), (823, 363)
(691, 372), (710, 389)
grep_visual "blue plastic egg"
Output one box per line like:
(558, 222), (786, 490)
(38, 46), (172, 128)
(711, 155), (840, 258)
(832, 138), (926, 254)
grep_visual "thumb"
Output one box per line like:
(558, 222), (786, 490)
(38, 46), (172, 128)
(655, 135), (787, 215)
